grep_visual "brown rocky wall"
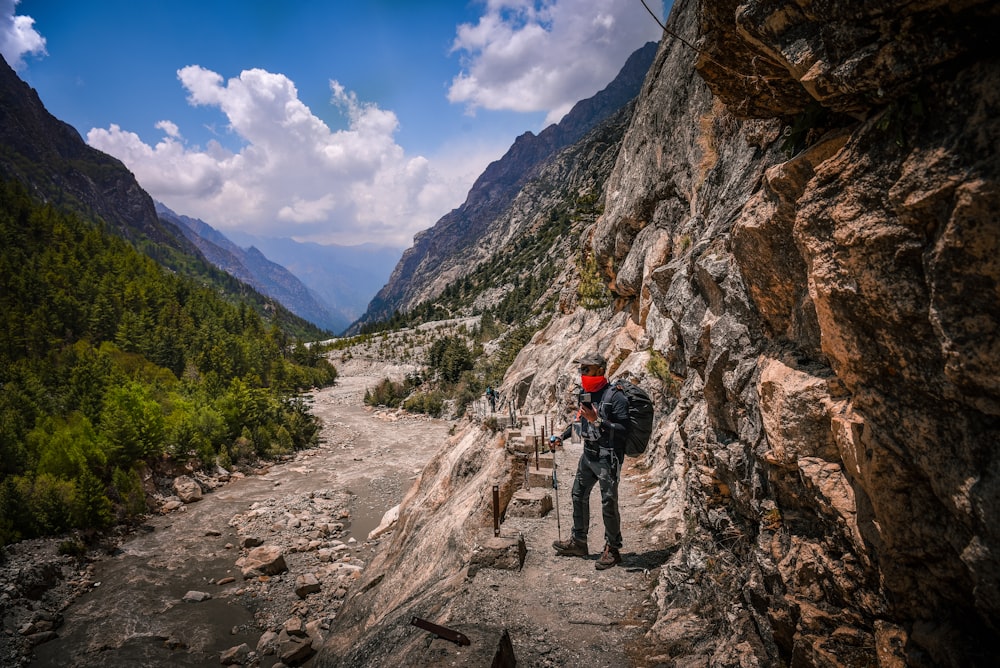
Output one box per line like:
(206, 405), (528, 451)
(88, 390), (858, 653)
(579, 0), (1000, 664)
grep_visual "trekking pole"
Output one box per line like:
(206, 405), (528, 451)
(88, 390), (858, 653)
(551, 439), (562, 542)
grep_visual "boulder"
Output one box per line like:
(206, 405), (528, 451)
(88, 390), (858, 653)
(25, 631), (58, 647)
(256, 629), (278, 656)
(241, 546), (287, 579)
(240, 535), (263, 548)
(182, 590), (211, 603)
(160, 499), (183, 513)
(172, 475), (203, 503)
(220, 642), (250, 665)
(367, 504), (400, 540)
(468, 533), (527, 576)
(283, 616), (307, 637)
(505, 488), (553, 518)
(278, 631), (315, 665)
(294, 573), (321, 599)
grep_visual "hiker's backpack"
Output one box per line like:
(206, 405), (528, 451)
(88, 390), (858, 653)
(611, 379), (654, 456)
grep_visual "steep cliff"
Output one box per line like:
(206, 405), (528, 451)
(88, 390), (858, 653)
(578, 0), (998, 663)
(319, 0), (998, 665)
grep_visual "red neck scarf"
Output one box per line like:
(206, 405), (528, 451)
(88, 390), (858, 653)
(581, 375), (608, 393)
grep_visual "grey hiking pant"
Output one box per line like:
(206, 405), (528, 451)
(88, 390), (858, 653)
(570, 448), (622, 550)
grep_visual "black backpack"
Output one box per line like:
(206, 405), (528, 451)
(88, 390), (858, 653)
(611, 380), (654, 456)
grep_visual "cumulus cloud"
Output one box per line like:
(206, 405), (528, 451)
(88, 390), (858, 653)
(449, 0), (662, 124)
(155, 120), (181, 139)
(68, 1), (663, 250)
(88, 67), (471, 247)
(0, 0), (46, 70)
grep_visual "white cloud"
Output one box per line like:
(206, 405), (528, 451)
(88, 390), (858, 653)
(0, 0), (46, 70)
(88, 67), (474, 247)
(70, 1), (663, 250)
(449, 0), (662, 124)
(155, 120), (181, 139)
(278, 194), (336, 224)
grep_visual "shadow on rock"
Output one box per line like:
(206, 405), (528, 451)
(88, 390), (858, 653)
(623, 546), (678, 571)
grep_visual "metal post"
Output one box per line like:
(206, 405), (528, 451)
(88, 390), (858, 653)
(492, 485), (500, 537)
(493, 629), (516, 667)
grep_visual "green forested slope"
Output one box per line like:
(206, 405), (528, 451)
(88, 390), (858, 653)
(0, 180), (337, 546)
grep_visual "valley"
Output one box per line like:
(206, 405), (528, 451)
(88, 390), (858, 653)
(5, 358), (449, 667)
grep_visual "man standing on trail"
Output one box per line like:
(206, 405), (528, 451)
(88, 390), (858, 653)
(550, 352), (630, 570)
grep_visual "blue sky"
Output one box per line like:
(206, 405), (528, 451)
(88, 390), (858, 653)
(2, 0), (666, 248)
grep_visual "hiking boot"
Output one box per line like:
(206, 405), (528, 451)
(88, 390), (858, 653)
(595, 544), (621, 570)
(552, 537), (588, 557)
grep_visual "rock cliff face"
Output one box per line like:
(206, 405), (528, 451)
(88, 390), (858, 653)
(584, 0), (998, 663)
(319, 1), (998, 665)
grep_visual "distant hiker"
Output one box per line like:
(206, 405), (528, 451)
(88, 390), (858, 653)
(550, 352), (629, 570)
(486, 385), (498, 412)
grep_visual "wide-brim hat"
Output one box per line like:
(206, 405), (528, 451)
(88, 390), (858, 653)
(574, 352), (607, 368)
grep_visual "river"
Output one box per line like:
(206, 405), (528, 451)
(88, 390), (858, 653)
(29, 374), (452, 667)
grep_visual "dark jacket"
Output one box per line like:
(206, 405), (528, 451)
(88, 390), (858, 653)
(560, 382), (630, 459)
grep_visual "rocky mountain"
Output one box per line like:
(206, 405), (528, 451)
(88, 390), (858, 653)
(0, 57), (188, 253)
(356, 40), (658, 327)
(225, 231), (401, 330)
(0, 54), (325, 340)
(0, 48), (382, 337)
(317, 0), (999, 666)
(156, 203), (345, 334)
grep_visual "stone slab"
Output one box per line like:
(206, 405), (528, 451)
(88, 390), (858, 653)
(506, 488), (553, 518)
(527, 467), (554, 488)
(468, 533), (527, 576)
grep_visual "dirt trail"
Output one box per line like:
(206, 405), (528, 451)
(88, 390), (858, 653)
(409, 434), (675, 667)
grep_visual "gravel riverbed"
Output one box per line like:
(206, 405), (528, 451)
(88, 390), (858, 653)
(1, 371), (452, 668)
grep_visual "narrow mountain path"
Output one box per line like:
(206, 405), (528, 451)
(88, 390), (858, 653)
(406, 431), (676, 667)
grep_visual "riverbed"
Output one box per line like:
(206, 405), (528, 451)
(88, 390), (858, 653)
(26, 374), (452, 667)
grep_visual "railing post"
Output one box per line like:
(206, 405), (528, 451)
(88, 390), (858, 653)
(492, 484), (500, 537)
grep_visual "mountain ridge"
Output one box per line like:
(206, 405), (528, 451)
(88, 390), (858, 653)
(0, 56), (189, 253)
(156, 202), (344, 334)
(356, 41), (658, 328)
(0, 53), (326, 340)
(226, 231), (401, 329)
